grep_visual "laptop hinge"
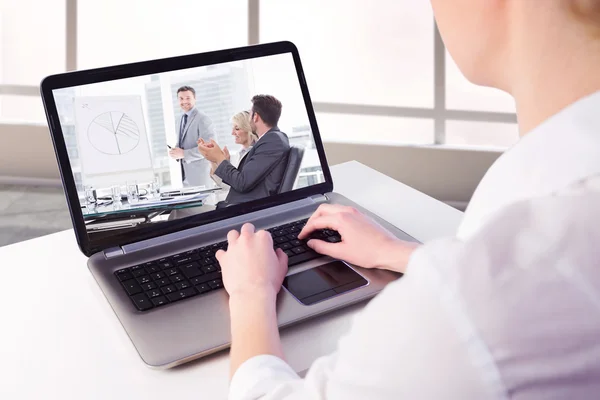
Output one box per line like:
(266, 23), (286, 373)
(309, 193), (328, 204)
(104, 246), (125, 259)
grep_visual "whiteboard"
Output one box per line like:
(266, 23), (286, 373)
(74, 96), (154, 188)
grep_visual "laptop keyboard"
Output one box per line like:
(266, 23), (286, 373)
(114, 218), (341, 311)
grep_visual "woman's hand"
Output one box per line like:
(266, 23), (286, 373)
(298, 204), (419, 273)
(216, 223), (288, 298)
(223, 146), (231, 162)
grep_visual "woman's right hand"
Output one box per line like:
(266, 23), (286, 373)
(223, 146), (231, 161)
(298, 204), (419, 273)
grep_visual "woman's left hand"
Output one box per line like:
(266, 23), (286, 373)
(216, 223), (288, 299)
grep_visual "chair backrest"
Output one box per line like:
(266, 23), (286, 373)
(278, 146), (305, 193)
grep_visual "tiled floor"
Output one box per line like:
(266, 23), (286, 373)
(0, 185), (72, 247)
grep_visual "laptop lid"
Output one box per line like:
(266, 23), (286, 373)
(41, 42), (333, 257)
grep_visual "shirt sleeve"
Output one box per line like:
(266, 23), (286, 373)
(228, 241), (495, 400)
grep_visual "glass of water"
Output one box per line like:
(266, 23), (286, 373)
(84, 185), (97, 207)
(110, 185), (122, 203)
(126, 181), (140, 204)
(148, 178), (160, 199)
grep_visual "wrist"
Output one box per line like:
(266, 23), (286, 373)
(376, 238), (419, 273)
(228, 285), (278, 306)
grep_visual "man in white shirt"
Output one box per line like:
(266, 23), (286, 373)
(216, 1), (600, 398)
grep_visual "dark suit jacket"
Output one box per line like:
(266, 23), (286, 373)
(214, 127), (290, 204)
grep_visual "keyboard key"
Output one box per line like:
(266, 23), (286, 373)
(146, 265), (161, 274)
(286, 233), (298, 240)
(180, 263), (203, 279)
(289, 226), (301, 233)
(158, 261), (173, 269)
(273, 230), (286, 237)
(200, 250), (214, 258)
(274, 236), (288, 244)
(292, 246), (306, 255)
(170, 274), (185, 283)
(200, 257), (216, 266)
(208, 279), (223, 290)
(184, 249), (198, 256)
(290, 239), (302, 247)
(152, 296), (169, 306)
(165, 267), (180, 276)
(150, 272), (166, 280)
(196, 283), (211, 294)
(175, 256), (195, 265)
(161, 285), (176, 295)
(175, 281), (191, 290)
(147, 289), (162, 298)
(116, 271), (133, 281)
(140, 282), (157, 291)
(131, 293), (153, 311)
(171, 253), (185, 261)
(136, 275), (152, 284)
(191, 271), (221, 285)
(132, 268), (147, 278)
(156, 278), (171, 287)
(284, 250), (295, 258)
(280, 242), (293, 250)
(122, 279), (142, 295)
(166, 287), (197, 302)
(201, 265), (217, 274)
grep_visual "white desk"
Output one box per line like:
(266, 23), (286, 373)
(0, 161), (463, 400)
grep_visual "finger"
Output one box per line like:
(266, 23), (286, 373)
(240, 223), (255, 236)
(275, 248), (288, 267)
(306, 239), (344, 259)
(227, 229), (240, 244)
(299, 204), (352, 239)
(299, 214), (342, 239)
(215, 249), (225, 263)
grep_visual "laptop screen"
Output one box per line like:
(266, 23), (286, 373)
(50, 50), (328, 247)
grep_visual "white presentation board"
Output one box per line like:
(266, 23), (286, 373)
(74, 96), (154, 188)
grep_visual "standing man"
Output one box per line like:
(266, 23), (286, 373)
(168, 86), (216, 188)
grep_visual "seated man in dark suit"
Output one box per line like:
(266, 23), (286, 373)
(198, 95), (290, 205)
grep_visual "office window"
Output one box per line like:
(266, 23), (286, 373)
(77, 0), (248, 69)
(260, 0), (434, 108)
(445, 120), (519, 148)
(316, 113), (434, 145)
(0, 0), (65, 123)
(0, 0), (66, 85)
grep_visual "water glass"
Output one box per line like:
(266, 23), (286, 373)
(84, 185), (97, 207)
(126, 181), (140, 204)
(110, 185), (122, 202)
(148, 179), (159, 199)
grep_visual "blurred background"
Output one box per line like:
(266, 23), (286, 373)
(0, 0), (516, 247)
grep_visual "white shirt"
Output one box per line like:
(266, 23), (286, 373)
(229, 91), (600, 400)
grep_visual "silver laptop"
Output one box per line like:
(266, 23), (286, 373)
(41, 41), (417, 368)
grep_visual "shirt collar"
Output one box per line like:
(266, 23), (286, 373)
(256, 126), (278, 143)
(458, 90), (600, 239)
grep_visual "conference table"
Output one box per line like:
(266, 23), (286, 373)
(0, 161), (463, 399)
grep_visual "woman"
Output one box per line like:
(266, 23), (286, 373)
(210, 111), (258, 199)
(220, 1), (600, 399)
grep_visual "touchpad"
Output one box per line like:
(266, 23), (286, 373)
(283, 261), (368, 305)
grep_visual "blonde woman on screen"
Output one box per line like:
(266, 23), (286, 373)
(218, 1), (600, 399)
(210, 111), (258, 198)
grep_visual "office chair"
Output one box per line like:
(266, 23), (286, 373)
(278, 146), (305, 193)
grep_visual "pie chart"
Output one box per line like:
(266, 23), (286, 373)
(88, 111), (140, 155)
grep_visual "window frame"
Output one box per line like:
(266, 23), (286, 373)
(0, 0), (517, 144)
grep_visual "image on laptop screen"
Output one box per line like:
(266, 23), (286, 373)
(52, 53), (325, 236)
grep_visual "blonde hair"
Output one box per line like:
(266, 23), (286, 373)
(569, 0), (600, 36)
(231, 111), (258, 145)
